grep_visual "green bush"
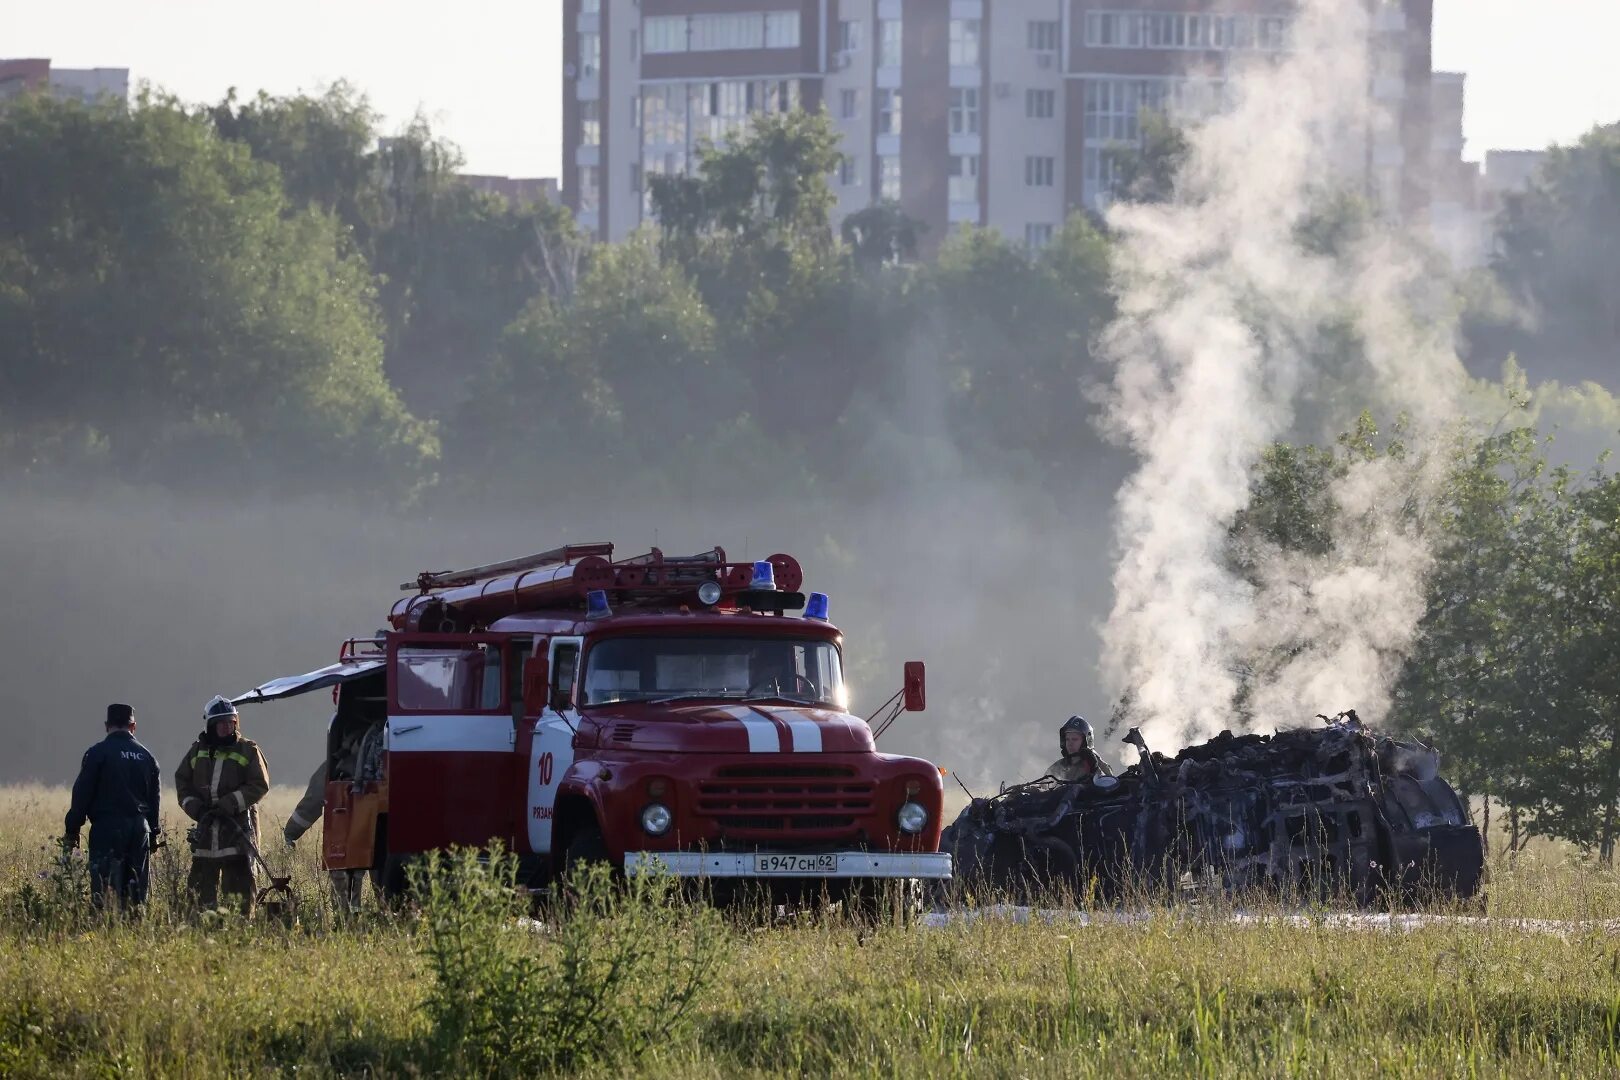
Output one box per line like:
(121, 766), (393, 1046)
(410, 846), (726, 1074)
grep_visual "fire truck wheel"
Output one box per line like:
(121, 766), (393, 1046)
(562, 821), (610, 879)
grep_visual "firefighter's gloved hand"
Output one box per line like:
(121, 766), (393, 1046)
(148, 830), (164, 853)
(60, 833), (79, 852)
(282, 832), (296, 851)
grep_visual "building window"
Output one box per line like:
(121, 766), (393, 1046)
(1084, 12), (1285, 53)
(878, 19), (902, 67)
(1026, 88), (1056, 119)
(580, 99), (601, 146)
(641, 12), (802, 54)
(879, 155), (901, 201)
(630, 163), (642, 193)
(949, 19), (981, 67)
(1028, 20), (1060, 52)
(949, 87), (979, 135)
(1025, 223), (1055, 251)
(1083, 77), (1225, 144)
(578, 31), (600, 77)
(840, 154), (860, 187)
(948, 154), (979, 202)
(1257, 16), (1289, 50)
(838, 18), (862, 53)
(642, 84), (687, 146)
(644, 16), (686, 54)
(581, 0), (599, 12)
(578, 165), (600, 212)
(764, 12), (800, 48)
(877, 89), (902, 135)
(839, 88), (859, 120)
(1025, 156), (1055, 187)
(690, 14), (757, 50)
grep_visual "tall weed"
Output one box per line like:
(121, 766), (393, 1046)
(411, 847), (726, 1074)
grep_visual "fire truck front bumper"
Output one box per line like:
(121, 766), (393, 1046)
(623, 850), (953, 880)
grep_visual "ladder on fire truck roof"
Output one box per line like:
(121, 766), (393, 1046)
(402, 542), (615, 592)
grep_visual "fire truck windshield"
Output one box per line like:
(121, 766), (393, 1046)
(582, 636), (846, 709)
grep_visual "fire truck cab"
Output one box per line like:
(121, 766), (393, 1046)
(234, 543), (951, 894)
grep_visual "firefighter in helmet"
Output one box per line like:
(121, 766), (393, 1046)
(62, 703), (162, 912)
(1047, 715), (1112, 783)
(175, 695), (270, 913)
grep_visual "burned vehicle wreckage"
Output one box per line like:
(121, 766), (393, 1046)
(942, 714), (1484, 905)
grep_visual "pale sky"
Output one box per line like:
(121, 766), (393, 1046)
(5, 1), (1618, 180)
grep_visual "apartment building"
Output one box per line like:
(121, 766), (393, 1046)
(561, 1), (1433, 250)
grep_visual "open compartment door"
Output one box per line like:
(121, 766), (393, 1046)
(232, 658), (387, 706)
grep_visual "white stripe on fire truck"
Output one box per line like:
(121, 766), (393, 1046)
(778, 714), (823, 753)
(721, 706), (781, 753)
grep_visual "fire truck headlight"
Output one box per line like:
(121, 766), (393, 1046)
(896, 801), (929, 835)
(697, 581), (723, 606)
(640, 803), (673, 837)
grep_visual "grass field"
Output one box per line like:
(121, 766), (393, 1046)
(3, 785), (1619, 1078)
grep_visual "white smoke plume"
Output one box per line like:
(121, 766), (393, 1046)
(1097, 0), (1468, 750)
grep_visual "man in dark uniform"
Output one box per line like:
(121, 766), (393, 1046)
(1045, 715), (1113, 783)
(63, 703), (162, 912)
(176, 695), (270, 913)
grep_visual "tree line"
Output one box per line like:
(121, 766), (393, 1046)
(2, 89), (1615, 501)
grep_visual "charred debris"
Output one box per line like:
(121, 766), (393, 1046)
(942, 714), (1484, 906)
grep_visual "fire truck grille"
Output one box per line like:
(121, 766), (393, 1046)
(696, 767), (874, 836)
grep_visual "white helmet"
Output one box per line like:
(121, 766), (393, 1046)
(204, 695), (239, 723)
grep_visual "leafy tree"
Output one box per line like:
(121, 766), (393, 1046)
(841, 202), (924, 268)
(1471, 124), (1620, 387)
(915, 216), (1115, 479)
(1108, 112), (1190, 205)
(648, 109), (843, 252)
(0, 92), (434, 493)
(208, 88), (573, 416)
(450, 237), (734, 489)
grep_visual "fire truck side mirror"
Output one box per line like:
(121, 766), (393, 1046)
(522, 656), (550, 715)
(903, 661), (926, 712)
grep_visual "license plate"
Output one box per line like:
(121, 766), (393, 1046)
(753, 853), (838, 875)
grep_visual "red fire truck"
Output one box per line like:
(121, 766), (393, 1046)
(233, 543), (950, 895)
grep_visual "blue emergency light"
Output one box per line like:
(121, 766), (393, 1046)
(804, 592), (830, 621)
(585, 589), (612, 618)
(750, 560), (777, 590)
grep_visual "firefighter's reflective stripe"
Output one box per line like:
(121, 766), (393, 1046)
(190, 749), (252, 769)
(385, 715), (512, 752)
(721, 706), (781, 753)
